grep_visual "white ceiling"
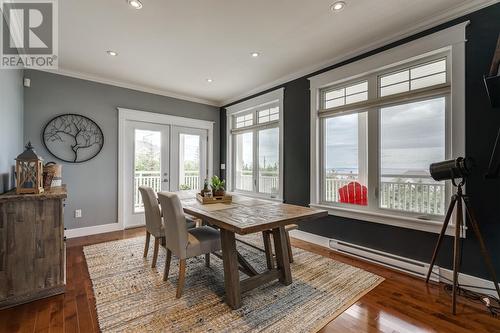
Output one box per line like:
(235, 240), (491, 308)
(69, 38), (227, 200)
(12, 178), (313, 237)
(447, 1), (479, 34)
(57, 0), (496, 106)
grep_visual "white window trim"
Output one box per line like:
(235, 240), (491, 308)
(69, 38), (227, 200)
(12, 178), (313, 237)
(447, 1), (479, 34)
(309, 22), (468, 236)
(226, 88), (284, 201)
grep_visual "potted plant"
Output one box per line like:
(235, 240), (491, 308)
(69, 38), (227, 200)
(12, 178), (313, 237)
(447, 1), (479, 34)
(210, 175), (226, 197)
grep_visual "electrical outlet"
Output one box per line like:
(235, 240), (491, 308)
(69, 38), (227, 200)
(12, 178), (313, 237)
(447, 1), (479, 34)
(75, 209), (82, 218)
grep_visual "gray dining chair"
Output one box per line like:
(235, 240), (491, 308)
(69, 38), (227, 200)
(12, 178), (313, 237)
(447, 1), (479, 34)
(138, 186), (196, 268)
(157, 192), (221, 298)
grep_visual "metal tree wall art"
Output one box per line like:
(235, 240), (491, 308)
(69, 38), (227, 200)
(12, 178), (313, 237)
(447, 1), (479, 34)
(43, 114), (104, 163)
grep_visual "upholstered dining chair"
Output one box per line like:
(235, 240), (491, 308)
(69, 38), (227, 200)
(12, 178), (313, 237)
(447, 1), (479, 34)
(138, 186), (195, 269)
(157, 192), (221, 298)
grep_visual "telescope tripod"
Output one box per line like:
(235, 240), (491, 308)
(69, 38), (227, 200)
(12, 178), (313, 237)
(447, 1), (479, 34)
(425, 183), (500, 314)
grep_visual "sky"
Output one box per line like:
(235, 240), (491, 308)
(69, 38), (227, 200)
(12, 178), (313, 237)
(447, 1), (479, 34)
(326, 97), (445, 175)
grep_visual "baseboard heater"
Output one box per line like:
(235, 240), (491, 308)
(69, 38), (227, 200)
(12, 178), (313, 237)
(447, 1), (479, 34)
(328, 239), (440, 282)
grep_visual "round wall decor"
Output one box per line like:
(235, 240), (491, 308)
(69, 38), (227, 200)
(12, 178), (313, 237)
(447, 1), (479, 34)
(42, 114), (104, 163)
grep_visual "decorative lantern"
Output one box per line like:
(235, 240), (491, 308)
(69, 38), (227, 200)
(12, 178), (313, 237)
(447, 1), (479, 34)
(15, 142), (44, 194)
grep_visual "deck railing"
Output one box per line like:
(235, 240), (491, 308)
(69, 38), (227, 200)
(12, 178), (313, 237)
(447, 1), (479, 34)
(235, 173), (279, 194)
(134, 170), (200, 209)
(235, 172), (445, 215)
(135, 171), (445, 215)
(323, 173), (446, 215)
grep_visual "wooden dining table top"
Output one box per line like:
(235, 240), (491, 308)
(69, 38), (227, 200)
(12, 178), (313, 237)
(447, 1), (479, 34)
(175, 191), (328, 235)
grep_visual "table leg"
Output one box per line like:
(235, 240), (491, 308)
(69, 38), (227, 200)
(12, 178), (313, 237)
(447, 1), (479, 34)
(272, 226), (292, 285)
(220, 229), (241, 309)
(262, 231), (275, 270)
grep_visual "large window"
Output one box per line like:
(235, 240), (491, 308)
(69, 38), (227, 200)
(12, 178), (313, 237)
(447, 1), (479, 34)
(226, 89), (283, 199)
(318, 54), (450, 220)
(309, 19), (468, 236)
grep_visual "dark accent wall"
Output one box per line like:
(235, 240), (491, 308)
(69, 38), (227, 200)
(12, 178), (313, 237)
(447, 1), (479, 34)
(221, 3), (500, 280)
(24, 69), (220, 230)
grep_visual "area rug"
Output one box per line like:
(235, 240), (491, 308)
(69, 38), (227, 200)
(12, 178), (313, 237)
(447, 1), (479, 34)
(83, 234), (383, 332)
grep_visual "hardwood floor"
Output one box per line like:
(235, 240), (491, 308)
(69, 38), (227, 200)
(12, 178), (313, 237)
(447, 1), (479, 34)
(0, 227), (499, 333)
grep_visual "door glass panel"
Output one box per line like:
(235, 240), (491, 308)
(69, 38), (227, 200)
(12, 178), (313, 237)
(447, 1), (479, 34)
(179, 134), (201, 190)
(258, 128), (279, 196)
(134, 129), (162, 212)
(235, 132), (253, 191)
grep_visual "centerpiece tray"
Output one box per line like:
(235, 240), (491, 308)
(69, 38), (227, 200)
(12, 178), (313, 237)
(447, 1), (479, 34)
(196, 193), (232, 204)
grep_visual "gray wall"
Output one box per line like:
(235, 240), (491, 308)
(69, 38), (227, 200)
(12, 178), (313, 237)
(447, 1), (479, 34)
(24, 69), (220, 230)
(0, 69), (24, 194)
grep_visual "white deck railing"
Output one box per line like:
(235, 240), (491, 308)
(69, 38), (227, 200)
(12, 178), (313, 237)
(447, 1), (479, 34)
(134, 171), (445, 215)
(235, 172), (445, 215)
(134, 171), (200, 209)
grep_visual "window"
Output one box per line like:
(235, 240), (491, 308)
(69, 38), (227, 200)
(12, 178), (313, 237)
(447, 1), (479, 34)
(236, 113), (253, 128)
(323, 113), (368, 205)
(379, 97), (446, 215)
(179, 133), (201, 191)
(134, 129), (161, 212)
(235, 132), (253, 191)
(258, 127), (279, 195)
(317, 54), (450, 220)
(258, 107), (279, 124)
(323, 81), (368, 109)
(226, 89), (284, 199)
(379, 58), (447, 97)
(309, 20), (469, 236)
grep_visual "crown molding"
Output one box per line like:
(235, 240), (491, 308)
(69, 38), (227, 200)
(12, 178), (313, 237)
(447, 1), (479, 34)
(221, 0), (498, 107)
(32, 68), (220, 107)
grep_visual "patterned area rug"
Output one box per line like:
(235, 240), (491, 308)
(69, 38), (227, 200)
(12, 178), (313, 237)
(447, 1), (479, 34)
(83, 234), (383, 332)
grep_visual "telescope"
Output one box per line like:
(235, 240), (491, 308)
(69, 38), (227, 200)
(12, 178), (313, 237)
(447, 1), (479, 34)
(429, 157), (472, 182)
(426, 156), (500, 314)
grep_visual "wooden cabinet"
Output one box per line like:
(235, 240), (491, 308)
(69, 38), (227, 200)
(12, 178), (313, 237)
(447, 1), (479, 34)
(0, 186), (67, 309)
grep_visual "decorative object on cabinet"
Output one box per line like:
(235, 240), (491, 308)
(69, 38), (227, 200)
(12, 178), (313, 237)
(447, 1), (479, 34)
(0, 186), (67, 309)
(15, 142), (44, 195)
(44, 162), (62, 188)
(42, 114), (104, 163)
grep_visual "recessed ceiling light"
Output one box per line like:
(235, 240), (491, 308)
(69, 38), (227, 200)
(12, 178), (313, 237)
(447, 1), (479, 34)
(251, 52), (260, 58)
(127, 0), (143, 9)
(206, 78), (213, 83)
(330, 1), (346, 12)
(106, 50), (118, 56)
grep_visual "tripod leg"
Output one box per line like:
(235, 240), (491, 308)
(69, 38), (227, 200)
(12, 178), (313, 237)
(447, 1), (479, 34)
(452, 197), (463, 315)
(426, 195), (457, 283)
(463, 196), (500, 300)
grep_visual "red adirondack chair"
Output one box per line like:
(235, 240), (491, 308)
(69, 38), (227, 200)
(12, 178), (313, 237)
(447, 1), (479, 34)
(338, 181), (368, 206)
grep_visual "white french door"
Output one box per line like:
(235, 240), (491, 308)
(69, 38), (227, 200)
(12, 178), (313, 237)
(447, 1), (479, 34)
(124, 121), (170, 228)
(122, 120), (210, 228)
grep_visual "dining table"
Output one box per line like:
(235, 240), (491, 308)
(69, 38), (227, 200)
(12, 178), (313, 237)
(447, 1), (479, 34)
(176, 191), (328, 309)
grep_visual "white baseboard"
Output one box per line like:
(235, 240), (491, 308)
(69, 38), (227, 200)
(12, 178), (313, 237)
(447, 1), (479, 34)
(65, 222), (123, 239)
(290, 229), (499, 298)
